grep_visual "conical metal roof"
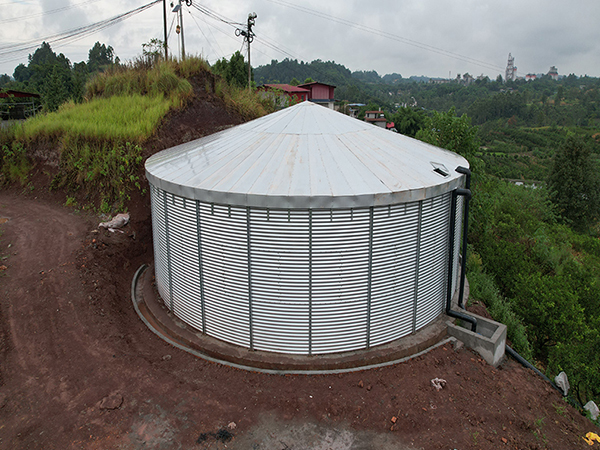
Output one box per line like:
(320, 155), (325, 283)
(145, 101), (469, 209)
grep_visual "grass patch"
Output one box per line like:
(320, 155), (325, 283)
(16, 94), (173, 143)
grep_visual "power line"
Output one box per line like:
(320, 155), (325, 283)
(0, 0), (161, 62)
(185, 7), (223, 60)
(189, 3), (244, 28)
(263, 0), (505, 73)
(0, 0), (104, 25)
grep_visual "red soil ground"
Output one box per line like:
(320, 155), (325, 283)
(0, 79), (597, 449)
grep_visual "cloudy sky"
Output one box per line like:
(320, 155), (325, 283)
(2, 0), (600, 80)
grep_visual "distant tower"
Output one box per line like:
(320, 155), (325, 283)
(505, 53), (517, 82)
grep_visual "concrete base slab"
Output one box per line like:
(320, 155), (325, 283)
(446, 312), (506, 367)
(132, 264), (452, 374)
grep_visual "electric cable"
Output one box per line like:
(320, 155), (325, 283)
(263, 0), (505, 73)
(186, 8), (223, 61)
(0, 0), (161, 62)
(0, 0), (104, 25)
(189, 3), (244, 28)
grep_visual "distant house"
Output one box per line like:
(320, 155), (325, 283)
(346, 103), (365, 118)
(548, 66), (559, 81)
(297, 81), (336, 109)
(257, 84), (310, 107)
(364, 110), (387, 128)
(0, 89), (41, 120)
(525, 73), (537, 82)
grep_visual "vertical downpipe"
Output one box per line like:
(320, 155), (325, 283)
(455, 166), (471, 308)
(447, 191), (457, 310)
(366, 206), (374, 348)
(308, 209), (313, 356)
(195, 200), (206, 334)
(163, 191), (174, 312)
(412, 201), (423, 333)
(246, 207), (254, 350)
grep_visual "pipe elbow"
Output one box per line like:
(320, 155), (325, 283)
(456, 166), (471, 176)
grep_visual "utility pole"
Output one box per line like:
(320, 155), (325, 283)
(236, 13), (256, 88)
(247, 13), (256, 89)
(163, 0), (168, 60)
(179, 0), (185, 59)
(173, 0), (191, 60)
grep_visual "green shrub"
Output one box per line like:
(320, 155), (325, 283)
(52, 140), (143, 212)
(1, 141), (31, 185)
(467, 252), (533, 359)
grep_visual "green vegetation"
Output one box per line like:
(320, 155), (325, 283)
(212, 51), (251, 89)
(16, 95), (173, 143)
(415, 107), (479, 159)
(547, 134), (600, 232)
(0, 46), (274, 211)
(469, 175), (600, 407)
(52, 140), (144, 212)
(0, 140), (30, 185)
(2, 41), (120, 114)
(213, 78), (274, 120)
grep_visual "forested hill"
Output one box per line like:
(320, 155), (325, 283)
(254, 58), (419, 105)
(254, 59), (600, 126)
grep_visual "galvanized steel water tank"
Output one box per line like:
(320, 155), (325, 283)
(146, 101), (468, 355)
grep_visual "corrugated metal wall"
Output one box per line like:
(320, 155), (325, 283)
(149, 184), (463, 354)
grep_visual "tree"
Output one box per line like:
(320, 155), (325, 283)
(88, 42), (115, 73)
(547, 134), (600, 231)
(391, 107), (426, 138)
(289, 77), (300, 86)
(141, 39), (163, 68)
(0, 74), (10, 88)
(44, 65), (69, 112)
(303, 77), (314, 84)
(415, 107), (479, 159)
(13, 64), (31, 83)
(212, 51), (250, 88)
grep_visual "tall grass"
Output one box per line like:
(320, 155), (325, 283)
(214, 79), (276, 120)
(16, 95), (173, 143)
(86, 58), (195, 102)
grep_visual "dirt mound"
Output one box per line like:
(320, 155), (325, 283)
(143, 71), (245, 158)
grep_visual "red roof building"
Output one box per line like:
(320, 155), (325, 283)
(297, 82), (336, 109)
(258, 84), (310, 107)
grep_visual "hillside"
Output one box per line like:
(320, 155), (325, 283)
(0, 62), (598, 449)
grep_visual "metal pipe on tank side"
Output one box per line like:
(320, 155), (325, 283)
(447, 189), (477, 332)
(456, 166), (471, 309)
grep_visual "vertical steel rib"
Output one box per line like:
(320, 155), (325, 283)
(163, 190), (174, 312)
(246, 206), (254, 350)
(308, 209), (313, 356)
(412, 201), (423, 333)
(195, 200), (206, 333)
(366, 206), (374, 348)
